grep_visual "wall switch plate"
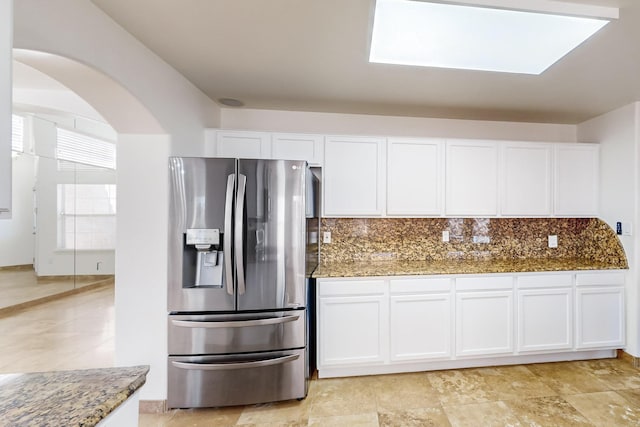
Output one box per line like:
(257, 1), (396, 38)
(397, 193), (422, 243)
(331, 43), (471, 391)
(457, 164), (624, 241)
(323, 231), (331, 244)
(548, 235), (558, 248)
(622, 222), (633, 236)
(442, 230), (450, 243)
(616, 222), (622, 235)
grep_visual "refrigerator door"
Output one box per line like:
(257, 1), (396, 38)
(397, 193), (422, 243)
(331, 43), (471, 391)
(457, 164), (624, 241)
(168, 348), (307, 408)
(168, 157), (237, 312)
(168, 310), (306, 355)
(237, 159), (307, 311)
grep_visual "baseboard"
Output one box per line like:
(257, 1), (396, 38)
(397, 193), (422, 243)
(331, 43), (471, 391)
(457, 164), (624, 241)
(0, 281), (112, 318)
(139, 400), (167, 414)
(617, 349), (640, 368)
(0, 264), (33, 271)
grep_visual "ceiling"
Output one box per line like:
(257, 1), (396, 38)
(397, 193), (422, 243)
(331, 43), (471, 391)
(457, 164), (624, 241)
(88, 0), (639, 124)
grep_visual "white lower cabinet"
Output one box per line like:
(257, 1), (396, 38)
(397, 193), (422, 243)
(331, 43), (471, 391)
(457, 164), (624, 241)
(455, 276), (514, 357)
(516, 274), (573, 352)
(389, 278), (452, 361)
(575, 272), (625, 349)
(317, 270), (624, 378)
(317, 279), (388, 367)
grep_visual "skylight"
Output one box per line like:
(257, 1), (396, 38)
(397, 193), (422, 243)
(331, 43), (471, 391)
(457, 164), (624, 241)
(369, 0), (617, 75)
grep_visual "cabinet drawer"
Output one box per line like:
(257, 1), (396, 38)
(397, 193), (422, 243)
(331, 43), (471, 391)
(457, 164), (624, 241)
(517, 274), (572, 289)
(390, 277), (452, 294)
(456, 276), (513, 291)
(318, 279), (387, 296)
(576, 271), (625, 287)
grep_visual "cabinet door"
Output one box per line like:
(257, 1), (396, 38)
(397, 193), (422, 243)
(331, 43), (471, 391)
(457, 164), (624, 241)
(318, 294), (388, 367)
(0, 14), (10, 220)
(517, 288), (572, 352)
(387, 138), (443, 216)
(501, 142), (552, 216)
(271, 133), (323, 166)
(554, 143), (599, 216)
(390, 293), (451, 361)
(456, 290), (514, 356)
(576, 287), (625, 349)
(445, 140), (498, 216)
(323, 136), (385, 216)
(213, 130), (271, 158)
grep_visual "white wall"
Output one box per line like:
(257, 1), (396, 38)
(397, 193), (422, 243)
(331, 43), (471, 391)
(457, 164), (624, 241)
(220, 108), (577, 142)
(0, 0), (12, 219)
(577, 102), (640, 357)
(114, 134), (169, 402)
(0, 152), (35, 267)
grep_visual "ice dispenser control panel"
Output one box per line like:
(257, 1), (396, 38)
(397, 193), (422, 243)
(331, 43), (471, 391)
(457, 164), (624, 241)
(186, 228), (220, 246)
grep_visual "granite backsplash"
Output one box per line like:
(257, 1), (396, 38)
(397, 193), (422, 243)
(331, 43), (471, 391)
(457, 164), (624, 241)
(319, 218), (627, 268)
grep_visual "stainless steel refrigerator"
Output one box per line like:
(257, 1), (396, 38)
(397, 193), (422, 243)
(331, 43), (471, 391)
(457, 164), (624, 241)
(167, 157), (318, 409)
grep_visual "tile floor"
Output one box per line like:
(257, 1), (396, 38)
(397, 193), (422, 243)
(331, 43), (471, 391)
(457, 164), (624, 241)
(2, 285), (640, 426)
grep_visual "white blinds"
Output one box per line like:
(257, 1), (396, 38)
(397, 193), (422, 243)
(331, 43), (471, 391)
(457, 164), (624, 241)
(11, 114), (24, 152)
(56, 128), (116, 170)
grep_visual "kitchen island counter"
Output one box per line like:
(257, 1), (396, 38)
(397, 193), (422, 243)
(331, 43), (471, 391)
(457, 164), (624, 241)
(313, 257), (627, 278)
(0, 365), (148, 427)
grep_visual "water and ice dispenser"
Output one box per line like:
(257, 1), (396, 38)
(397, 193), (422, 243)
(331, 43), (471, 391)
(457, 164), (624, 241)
(184, 228), (224, 288)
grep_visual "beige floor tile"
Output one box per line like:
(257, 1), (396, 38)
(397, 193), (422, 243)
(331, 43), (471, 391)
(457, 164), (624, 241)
(378, 407), (451, 427)
(616, 388), (640, 407)
(372, 372), (441, 411)
(444, 401), (521, 427)
(475, 365), (557, 401)
(527, 361), (611, 395)
(138, 412), (175, 427)
(505, 396), (593, 426)
(237, 399), (311, 425)
(310, 376), (378, 418)
(427, 368), (498, 406)
(309, 412), (378, 426)
(565, 391), (640, 427)
(165, 407), (244, 427)
(575, 358), (640, 390)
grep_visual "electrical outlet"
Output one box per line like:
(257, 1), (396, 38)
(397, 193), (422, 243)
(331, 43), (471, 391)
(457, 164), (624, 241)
(323, 231), (332, 244)
(442, 230), (450, 243)
(548, 235), (558, 248)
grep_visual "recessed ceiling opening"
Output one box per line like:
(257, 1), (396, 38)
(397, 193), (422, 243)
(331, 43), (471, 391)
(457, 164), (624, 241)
(369, 0), (618, 75)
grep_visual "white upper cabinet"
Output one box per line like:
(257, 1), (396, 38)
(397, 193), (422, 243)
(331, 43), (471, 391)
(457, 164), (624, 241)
(554, 143), (599, 216)
(501, 142), (553, 216)
(271, 133), (323, 166)
(387, 138), (444, 216)
(445, 140), (499, 216)
(323, 136), (386, 217)
(209, 130), (271, 158)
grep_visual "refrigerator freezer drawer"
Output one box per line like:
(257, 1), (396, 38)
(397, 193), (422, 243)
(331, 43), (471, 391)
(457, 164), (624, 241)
(167, 349), (307, 408)
(168, 310), (306, 355)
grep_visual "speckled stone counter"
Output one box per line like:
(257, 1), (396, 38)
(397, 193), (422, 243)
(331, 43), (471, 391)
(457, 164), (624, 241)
(313, 257), (626, 278)
(0, 366), (149, 427)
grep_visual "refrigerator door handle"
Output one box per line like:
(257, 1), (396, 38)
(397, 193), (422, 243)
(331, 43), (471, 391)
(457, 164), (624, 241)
(224, 174), (235, 296)
(235, 173), (247, 295)
(171, 314), (300, 329)
(171, 354), (299, 371)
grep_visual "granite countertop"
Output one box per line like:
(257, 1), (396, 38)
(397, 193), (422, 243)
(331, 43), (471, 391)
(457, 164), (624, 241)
(313, 257), (627, 278)
(0, 365), (149, 427)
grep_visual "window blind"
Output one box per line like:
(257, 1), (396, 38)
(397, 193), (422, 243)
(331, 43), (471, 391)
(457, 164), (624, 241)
(11, 114), (24, 152)
(56, 128), (116, 170)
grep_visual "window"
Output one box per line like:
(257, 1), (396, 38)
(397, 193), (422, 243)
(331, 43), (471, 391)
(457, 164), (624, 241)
(56, 128), (116, 170)
(11, 114), (24, 152)
(57, 184), (116, 250)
